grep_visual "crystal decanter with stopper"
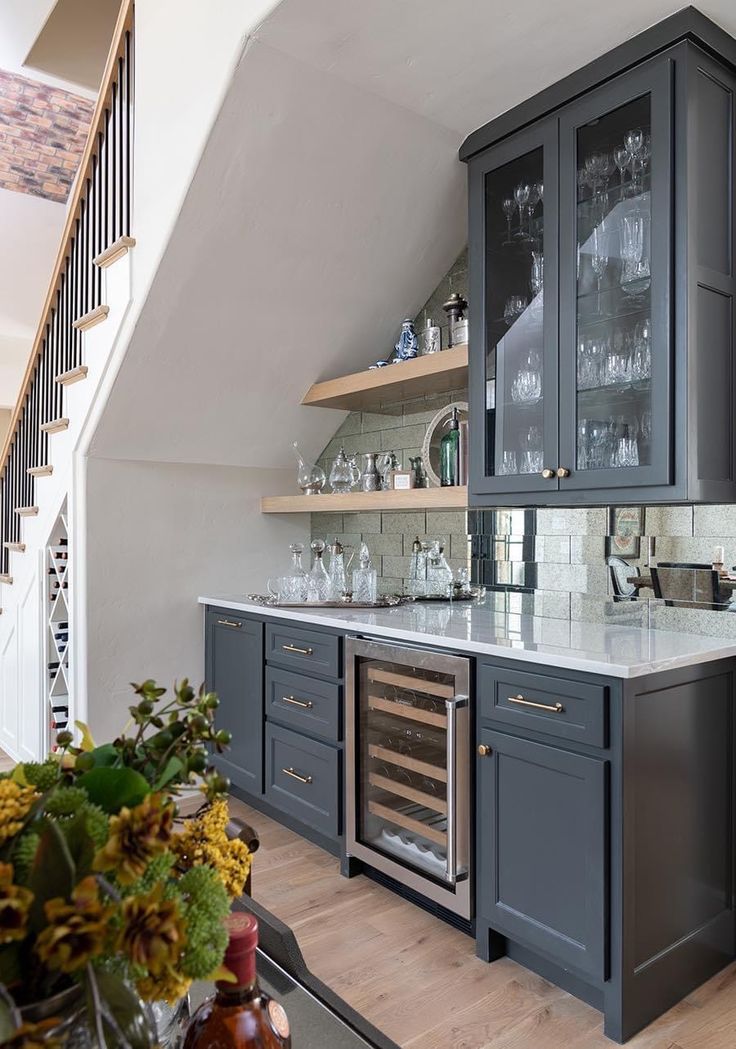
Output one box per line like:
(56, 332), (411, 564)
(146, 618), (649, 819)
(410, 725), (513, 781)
(306, 539), (331, 601)
(183, 912), (291, 1049)
(292, 442), (326, 496)
(326, 537), (354, 600)
(352, 542), (377, 603)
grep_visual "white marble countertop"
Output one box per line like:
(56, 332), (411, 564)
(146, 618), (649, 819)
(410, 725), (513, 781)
(198, 595), (736, 678)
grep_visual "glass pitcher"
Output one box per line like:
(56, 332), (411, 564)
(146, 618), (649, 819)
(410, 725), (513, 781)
(328, 447), (360, 494)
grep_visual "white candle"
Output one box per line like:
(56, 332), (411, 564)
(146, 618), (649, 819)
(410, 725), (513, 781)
(713, 545), (725, 566)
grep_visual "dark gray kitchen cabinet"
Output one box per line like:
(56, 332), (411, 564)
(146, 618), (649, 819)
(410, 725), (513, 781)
(463, 11), (736, 506)
(477, 728), (607, 981)
(205, 609), (264, 794)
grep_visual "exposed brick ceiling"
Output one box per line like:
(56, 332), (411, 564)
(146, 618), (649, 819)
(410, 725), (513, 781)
(0, 69), (93, 204)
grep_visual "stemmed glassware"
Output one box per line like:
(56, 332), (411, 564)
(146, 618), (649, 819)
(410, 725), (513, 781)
(530, 252), (544, 303)
(520, 425), (543, 474)
(514, 182), (531, 238)
(503, 295), (528, 324)
(590, 221), (609, 315)
(511, 349), (542, 403)
(613, 145), (630, 198)
(624, 127), (644, 193)
(502, 197), (516, 244)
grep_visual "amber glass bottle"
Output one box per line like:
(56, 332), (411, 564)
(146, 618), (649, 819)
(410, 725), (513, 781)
(183, 913), (291, 1049)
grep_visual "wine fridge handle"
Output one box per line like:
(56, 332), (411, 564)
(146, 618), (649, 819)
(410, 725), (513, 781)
(446, 698), (457, 882)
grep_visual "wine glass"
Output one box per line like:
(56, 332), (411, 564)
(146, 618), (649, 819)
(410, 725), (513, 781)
(590, 222), (609, 315)
(514, 182), (531, 238)
(530, 251), (544, 302)
(614, 145), (630, 198)
(527, 182), (541, 239)
(502, 198), (515, 244)
(624, 128), (644, 192)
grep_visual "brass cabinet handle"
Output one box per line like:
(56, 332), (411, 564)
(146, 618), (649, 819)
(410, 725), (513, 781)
(217, 619), (242, 629)
(508, 693), (564, 713)
(282, 643), (313, 656)
(281, 766), (313, 785)
(478, 743), (492, 757)
(282, 695), (314, 710)
(541, 467), (555, 479)
(556, 467), (571, 478)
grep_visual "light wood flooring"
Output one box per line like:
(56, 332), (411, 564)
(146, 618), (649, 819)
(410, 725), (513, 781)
(231, 796), (736, 1049)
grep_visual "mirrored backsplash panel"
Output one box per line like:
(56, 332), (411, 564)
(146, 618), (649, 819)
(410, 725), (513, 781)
(311, 503), (736, 639)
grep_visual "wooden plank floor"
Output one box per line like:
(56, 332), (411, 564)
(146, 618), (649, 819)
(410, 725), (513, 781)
(231, 797), (736, 1049)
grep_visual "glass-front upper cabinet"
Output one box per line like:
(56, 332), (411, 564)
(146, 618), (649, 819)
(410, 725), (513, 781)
(557, 59), (673, 493)
(468, 120), (558, 496)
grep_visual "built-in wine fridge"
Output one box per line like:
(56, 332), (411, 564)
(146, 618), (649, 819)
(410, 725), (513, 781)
(345, 637), (471, 919)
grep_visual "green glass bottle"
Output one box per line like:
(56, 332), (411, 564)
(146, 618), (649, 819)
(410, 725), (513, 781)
(440, 408), (460, 486)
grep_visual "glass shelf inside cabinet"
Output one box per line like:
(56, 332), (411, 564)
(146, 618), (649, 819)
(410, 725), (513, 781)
(484, 146), (546, 479)
(574, 94), (653, 473)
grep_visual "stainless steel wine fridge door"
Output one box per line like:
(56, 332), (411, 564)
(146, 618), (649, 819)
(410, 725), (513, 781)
(345, 637), (471, 919)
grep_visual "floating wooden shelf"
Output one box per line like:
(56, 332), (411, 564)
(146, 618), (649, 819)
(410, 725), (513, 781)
(260, 486), (468, 514)
(301, 344), (468, 412)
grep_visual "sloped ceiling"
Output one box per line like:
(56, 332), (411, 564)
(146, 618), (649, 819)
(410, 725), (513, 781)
(91, 0), (736, 469)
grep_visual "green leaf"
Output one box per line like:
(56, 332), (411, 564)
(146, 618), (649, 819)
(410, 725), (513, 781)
(27, 822), (75, 933)
(88, 744), (119, 768)
(153, 756), (184, 792)
(60, 811), (96, 877)
(0, 946), (22, 990)
(76, 768), (150, 814)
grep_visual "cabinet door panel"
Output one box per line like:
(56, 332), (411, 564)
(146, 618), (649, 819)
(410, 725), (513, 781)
(558, 56), (673, 492)
(477, 729), (607, 980)
(469, 118), (559, 498)
(205, 611), (264, 794)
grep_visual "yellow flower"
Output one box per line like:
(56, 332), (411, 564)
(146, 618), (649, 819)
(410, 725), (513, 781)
(0, 862), (33, 944)
(137, 966), (192, 1005)
(0, 781), (39, 845)
(93, 792), (174, 885)
(117, 885), (186, 977)
(36, 877), (114, 973)
(172, 800), (251, 898)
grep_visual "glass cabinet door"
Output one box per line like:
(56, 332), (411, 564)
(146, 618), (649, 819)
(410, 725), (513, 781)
(469, 120), (558, 496)
(558, 58), (673, 492)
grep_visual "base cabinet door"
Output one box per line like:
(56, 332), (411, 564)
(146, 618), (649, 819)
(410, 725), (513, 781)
(205, 610), (264, 794)
(477, 729), (607, 980)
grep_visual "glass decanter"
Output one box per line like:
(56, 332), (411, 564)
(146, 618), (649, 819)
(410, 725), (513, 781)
(306, 539), (331, 601)
(328, 447), (359, 494)
(326, 537), (354, 600)
(292, 442), (326, 496)
(267, 543), (308, 603)
(426, 541), (453, 597)
(352, 542), (377, 603)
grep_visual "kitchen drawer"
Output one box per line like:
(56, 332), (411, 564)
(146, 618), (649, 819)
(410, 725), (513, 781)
(266, 666), (340, 742)
(265, 723), (340, 838)
(478, 664), (608, 748)
(266, 622), (340, 679)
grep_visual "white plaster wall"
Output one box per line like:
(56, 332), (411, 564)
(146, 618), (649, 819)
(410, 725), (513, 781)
(83, 456), (306, 742)
(131, 0), (281, 305)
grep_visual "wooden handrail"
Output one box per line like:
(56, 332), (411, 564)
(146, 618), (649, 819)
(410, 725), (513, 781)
(0, 0), (134, 476)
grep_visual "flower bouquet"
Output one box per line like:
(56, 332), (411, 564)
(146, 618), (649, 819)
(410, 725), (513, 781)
(0, 679), (251, 1048)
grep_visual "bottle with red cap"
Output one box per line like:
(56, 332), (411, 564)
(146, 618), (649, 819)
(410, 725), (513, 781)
(183, 912), (291, 1049)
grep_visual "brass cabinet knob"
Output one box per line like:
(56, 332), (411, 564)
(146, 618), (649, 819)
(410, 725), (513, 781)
(556, 467), (571, 478)
(477, 744), (492, 757)
(541, 467), (555, 480)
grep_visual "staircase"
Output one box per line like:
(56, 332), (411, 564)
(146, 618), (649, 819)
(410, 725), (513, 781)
(0, 1), (135, 761)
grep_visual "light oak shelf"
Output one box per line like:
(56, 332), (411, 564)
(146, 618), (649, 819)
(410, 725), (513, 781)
(260, 486), (468, 514)
(301, 344), (468, 411)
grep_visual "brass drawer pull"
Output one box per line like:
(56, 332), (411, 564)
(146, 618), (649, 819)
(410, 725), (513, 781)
(217, 619), (242, 629)
(508, 694), (564, 714)
(282, 643), (313, 656)
(282, 695), (314, 710)
(478, 744), (492, 757)
(281, 766), (313, 785)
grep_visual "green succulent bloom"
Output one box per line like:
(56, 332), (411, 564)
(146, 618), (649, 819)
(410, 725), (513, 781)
(178, 865), (229, 979)
(22, 759), (60, 792)
(11, 831), (40, 882)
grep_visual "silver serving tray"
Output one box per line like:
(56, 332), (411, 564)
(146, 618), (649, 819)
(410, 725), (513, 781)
(246, 594), (405, 609)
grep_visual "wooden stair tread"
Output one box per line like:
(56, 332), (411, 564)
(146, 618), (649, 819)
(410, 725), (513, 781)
(93, 235), (136, 269)
(28, 465), (53, 477)
(40, 418), (70, 434)
(72, 304), (109, 331)
(3, 543), (25, 553)
(15, 506), (39, 517)
(55, 365), (88, 386)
